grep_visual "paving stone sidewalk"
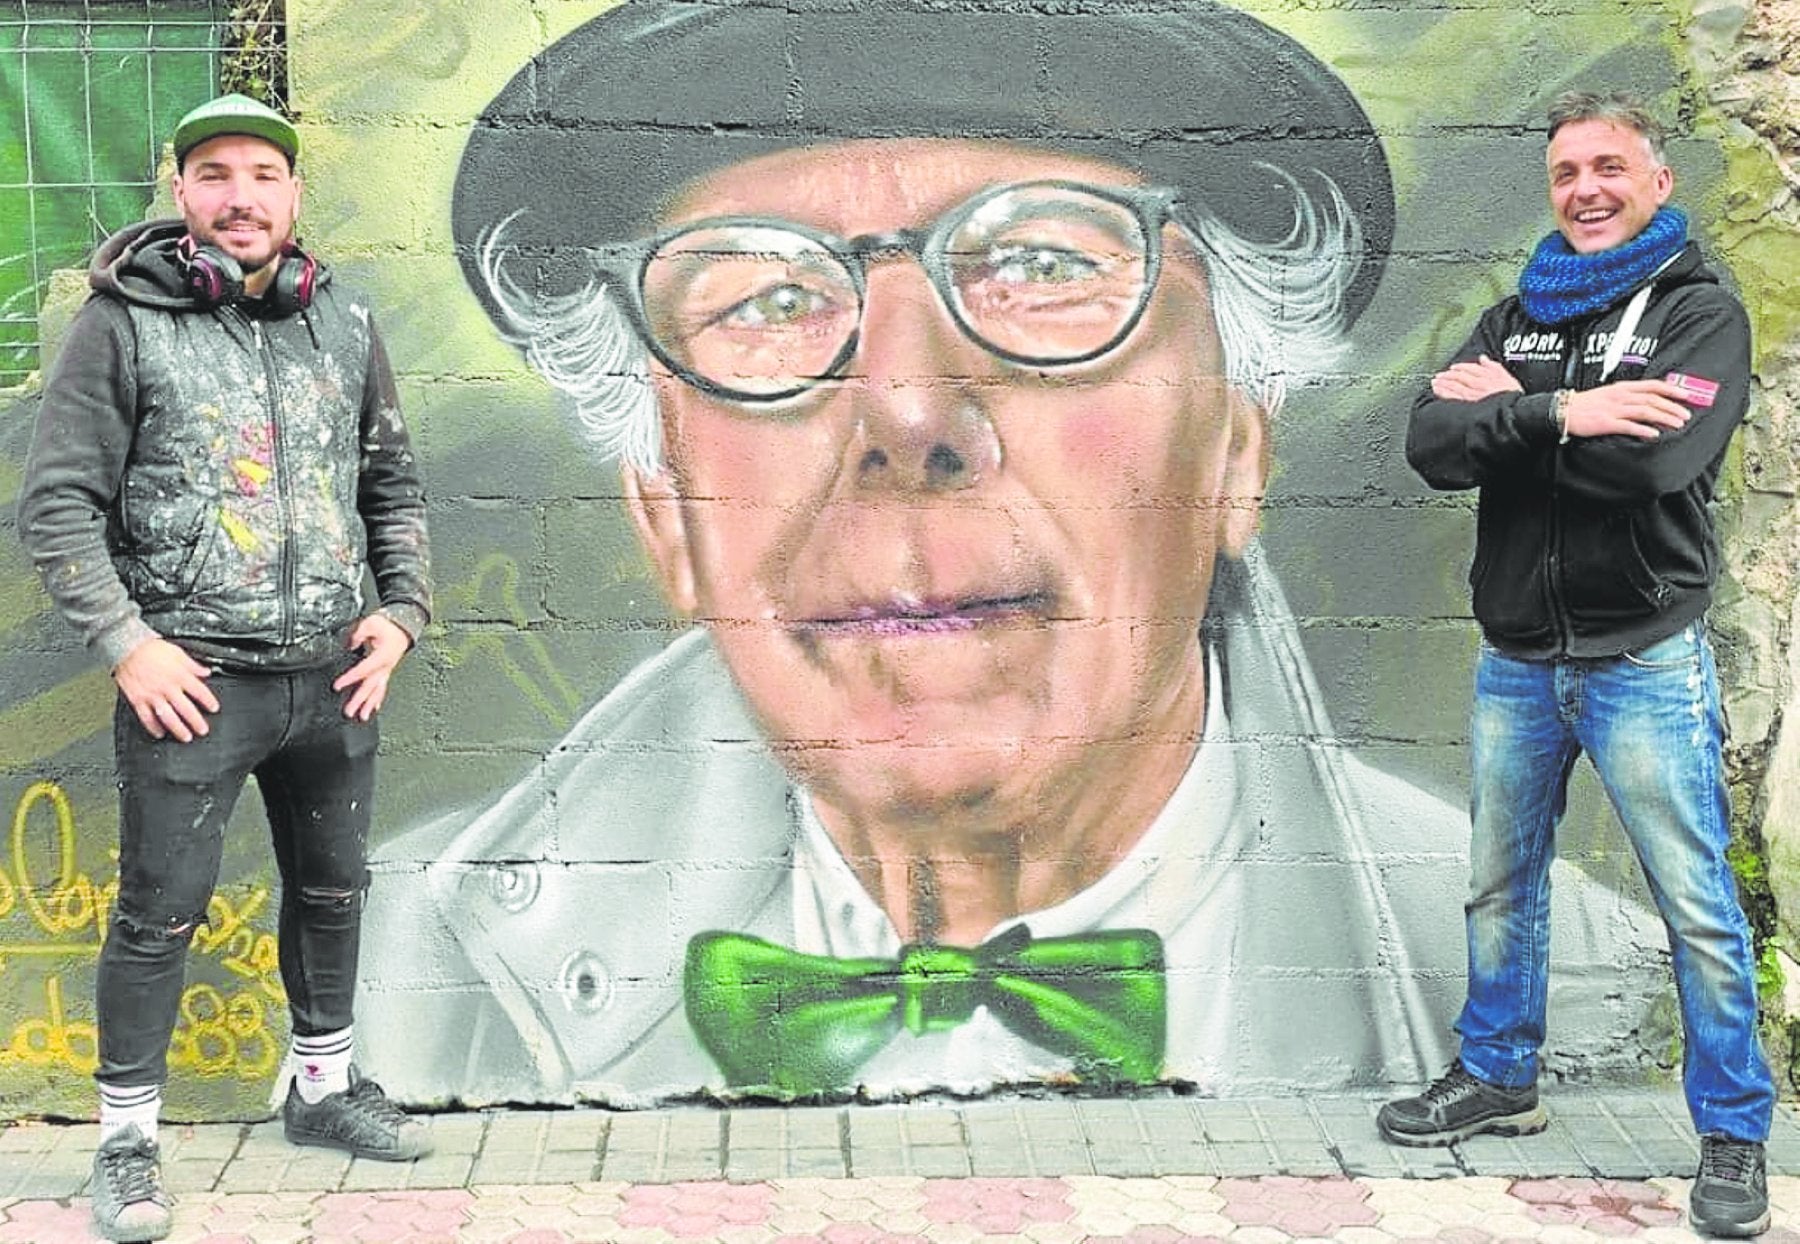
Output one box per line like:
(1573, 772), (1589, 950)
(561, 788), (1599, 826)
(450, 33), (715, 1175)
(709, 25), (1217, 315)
(4, 1089), (1799, 1241)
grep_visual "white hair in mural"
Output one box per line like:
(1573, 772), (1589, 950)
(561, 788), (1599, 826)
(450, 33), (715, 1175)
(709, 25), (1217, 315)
(476, 169), (1361, 477)
(1172, 168), (1362, 423)
(476, 237), (663, 474)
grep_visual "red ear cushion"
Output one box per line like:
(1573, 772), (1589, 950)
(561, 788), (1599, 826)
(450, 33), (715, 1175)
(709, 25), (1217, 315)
(180, 238), (245, 306)
(273, 242), (318, 311)
(188, 256), (228, 303)
(294, 253), (317, 308)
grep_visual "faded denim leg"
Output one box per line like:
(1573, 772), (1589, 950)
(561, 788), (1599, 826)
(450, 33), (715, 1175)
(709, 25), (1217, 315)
(1580, 624), (1774, 1141)
(255, 660), (377, 1037)
(1455, 645), (1581, 1090)
(97, 675), (286, 1087)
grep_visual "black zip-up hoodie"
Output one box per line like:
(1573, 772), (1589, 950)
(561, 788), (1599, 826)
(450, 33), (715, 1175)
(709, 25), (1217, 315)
(18, 219), (431, 670)
(1405, 243), (1747, 659)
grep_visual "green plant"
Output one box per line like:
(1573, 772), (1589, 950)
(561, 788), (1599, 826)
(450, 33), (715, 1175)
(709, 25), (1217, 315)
(220, 0), (287, 108)
(1756, 943), (1786, 1003)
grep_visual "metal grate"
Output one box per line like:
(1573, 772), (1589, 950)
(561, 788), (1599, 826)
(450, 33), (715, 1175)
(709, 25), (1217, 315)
(1, 0), (228, 387)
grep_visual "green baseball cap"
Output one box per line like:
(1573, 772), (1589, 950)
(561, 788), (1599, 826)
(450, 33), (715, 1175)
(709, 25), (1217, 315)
(172, 93), (299, 166)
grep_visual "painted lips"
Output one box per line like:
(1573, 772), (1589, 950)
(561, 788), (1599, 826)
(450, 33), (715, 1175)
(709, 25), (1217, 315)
(799, 592), (1053, 635)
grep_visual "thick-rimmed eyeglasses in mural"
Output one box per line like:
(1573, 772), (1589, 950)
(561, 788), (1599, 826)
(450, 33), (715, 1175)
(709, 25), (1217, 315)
(588, 180), (1181, 403)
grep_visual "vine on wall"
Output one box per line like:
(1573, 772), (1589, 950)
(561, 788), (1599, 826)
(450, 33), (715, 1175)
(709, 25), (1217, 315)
(220, 0), (287, 107)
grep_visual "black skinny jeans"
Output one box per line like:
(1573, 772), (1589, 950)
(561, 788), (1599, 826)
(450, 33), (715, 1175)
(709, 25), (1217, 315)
(98, 657), (376, 1087)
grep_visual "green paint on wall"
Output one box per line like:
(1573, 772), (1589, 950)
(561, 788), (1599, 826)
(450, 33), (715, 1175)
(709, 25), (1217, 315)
(1706, 138), (1800, 366)
(0, 546), (48, 637)
(0, 670), (112, 769)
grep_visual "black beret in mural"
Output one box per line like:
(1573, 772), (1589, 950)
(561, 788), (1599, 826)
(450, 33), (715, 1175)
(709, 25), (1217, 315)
(453, 0), (1395, 329)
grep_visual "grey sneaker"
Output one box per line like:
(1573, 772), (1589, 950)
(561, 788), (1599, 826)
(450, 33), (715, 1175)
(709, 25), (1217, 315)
(1376, 1062), (1547, 1147)
(90, 1125), (173, 1243)
(1690, 1135), (1769, 1238)
(282, 1066), (433, 1161)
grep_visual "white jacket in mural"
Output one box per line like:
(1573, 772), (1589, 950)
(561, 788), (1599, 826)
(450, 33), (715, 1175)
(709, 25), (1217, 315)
(358, 550), (1669, 1106)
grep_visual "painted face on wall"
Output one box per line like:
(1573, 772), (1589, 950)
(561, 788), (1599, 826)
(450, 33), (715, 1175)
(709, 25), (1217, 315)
(627, 139), (1268, 852)
(172, 134), (302, 289)
(1546, 119), (1673, 255)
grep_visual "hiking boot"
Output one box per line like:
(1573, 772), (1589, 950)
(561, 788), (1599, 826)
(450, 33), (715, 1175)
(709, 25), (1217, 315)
(90, 1125), (173, 1243)
(1376, 1061), (1547, 1147)
(282, 1066), (433, 1161)
(1690, 1135), (1770, 1238)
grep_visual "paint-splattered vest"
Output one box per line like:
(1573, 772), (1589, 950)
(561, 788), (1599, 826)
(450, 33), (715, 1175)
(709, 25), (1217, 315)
(113, 285), (376, 653)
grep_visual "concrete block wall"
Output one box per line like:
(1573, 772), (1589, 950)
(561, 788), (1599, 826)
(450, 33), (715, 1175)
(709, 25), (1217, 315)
(0, 0), (1796, 1119)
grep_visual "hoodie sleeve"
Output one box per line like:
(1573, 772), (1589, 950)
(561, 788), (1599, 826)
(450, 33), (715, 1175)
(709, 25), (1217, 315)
(1405, 302), (1562, 492)
(1551, 284), (1749, 508)
(356, 319), (432, 641)
(16, 297), (161, 667)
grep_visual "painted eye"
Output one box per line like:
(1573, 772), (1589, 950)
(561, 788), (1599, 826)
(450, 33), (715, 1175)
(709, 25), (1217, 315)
(986, 245), (1100, 286)
(718, 282), (837, 329)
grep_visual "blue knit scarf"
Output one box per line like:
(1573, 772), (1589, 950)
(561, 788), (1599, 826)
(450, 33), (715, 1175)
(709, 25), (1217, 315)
(1518, 206), (1688, 326)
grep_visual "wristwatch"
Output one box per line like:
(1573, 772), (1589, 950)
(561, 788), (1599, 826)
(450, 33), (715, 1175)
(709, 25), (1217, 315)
(1552, 389), (1574, 445)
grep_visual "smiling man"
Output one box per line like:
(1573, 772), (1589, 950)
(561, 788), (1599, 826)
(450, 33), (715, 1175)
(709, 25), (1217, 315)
(18, 93), (434, 1242)
(1391, 92), (1772, 1238)
(359, 1), (1665, 1107)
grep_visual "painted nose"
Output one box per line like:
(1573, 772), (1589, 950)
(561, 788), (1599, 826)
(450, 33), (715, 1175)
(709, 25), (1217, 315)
(849, 264), (1002, 493)
(853, 401), (1002, 493)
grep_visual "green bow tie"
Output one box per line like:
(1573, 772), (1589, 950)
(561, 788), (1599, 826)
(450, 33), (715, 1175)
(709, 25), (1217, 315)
(683, 925), (1166, 1096)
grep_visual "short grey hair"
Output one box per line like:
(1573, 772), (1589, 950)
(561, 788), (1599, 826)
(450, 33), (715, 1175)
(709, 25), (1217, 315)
(1547, 91), (1668, 165)
(477, 170), (1364, 478)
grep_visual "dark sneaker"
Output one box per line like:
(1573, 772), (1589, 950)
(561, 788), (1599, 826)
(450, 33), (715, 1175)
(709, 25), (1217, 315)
(1690, 1135), (1769, 1238)
(90, 1125), (173, 1242)
(283, 1067), (434, 1161)
(1376, 1062), (1547, 1147)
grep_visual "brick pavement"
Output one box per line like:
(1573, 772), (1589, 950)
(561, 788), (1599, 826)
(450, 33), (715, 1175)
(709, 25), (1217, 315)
(3, 1089), (1799, 1241)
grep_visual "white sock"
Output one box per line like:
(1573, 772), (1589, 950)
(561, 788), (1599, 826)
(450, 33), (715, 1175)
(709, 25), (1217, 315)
(290, 1027), (353, 1103)
(98, 1083), (161, 1144)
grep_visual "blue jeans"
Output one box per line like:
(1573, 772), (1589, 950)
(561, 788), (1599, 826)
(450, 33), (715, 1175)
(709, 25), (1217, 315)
(97, 657), (377, 1088)
(1455, 623), (1773, 1141)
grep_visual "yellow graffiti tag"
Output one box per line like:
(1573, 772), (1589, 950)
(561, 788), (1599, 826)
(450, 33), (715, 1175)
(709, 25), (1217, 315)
(0, 781), (115, 965)
(0, 976), (283, 1081)
(0, 977), (96, 1073)
(167, 983), (281, 1080)
(441, 554), (583, 727)
(2, 783), (285, 989)
(193, 887), (285, 1001)
(0, 781), (288, 1079)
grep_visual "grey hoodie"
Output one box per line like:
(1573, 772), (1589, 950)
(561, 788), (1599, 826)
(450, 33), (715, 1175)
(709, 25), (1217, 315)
(17, 219), (430, 670)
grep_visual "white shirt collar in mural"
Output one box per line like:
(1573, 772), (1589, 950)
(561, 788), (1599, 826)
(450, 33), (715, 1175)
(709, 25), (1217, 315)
(788, 642), (1241, 960)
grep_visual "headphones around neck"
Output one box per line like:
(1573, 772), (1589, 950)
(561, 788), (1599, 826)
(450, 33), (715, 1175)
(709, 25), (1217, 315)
(178, 234), (318, 316)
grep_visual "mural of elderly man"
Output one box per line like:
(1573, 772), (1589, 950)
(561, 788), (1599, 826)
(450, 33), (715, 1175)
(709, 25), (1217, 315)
(359, 0), (1664, 1105)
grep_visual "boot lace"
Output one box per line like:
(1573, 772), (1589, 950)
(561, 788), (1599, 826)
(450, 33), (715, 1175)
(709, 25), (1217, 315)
(1699, 1136), (1759, 1185)
(1421, 1064), (1481, 1105)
